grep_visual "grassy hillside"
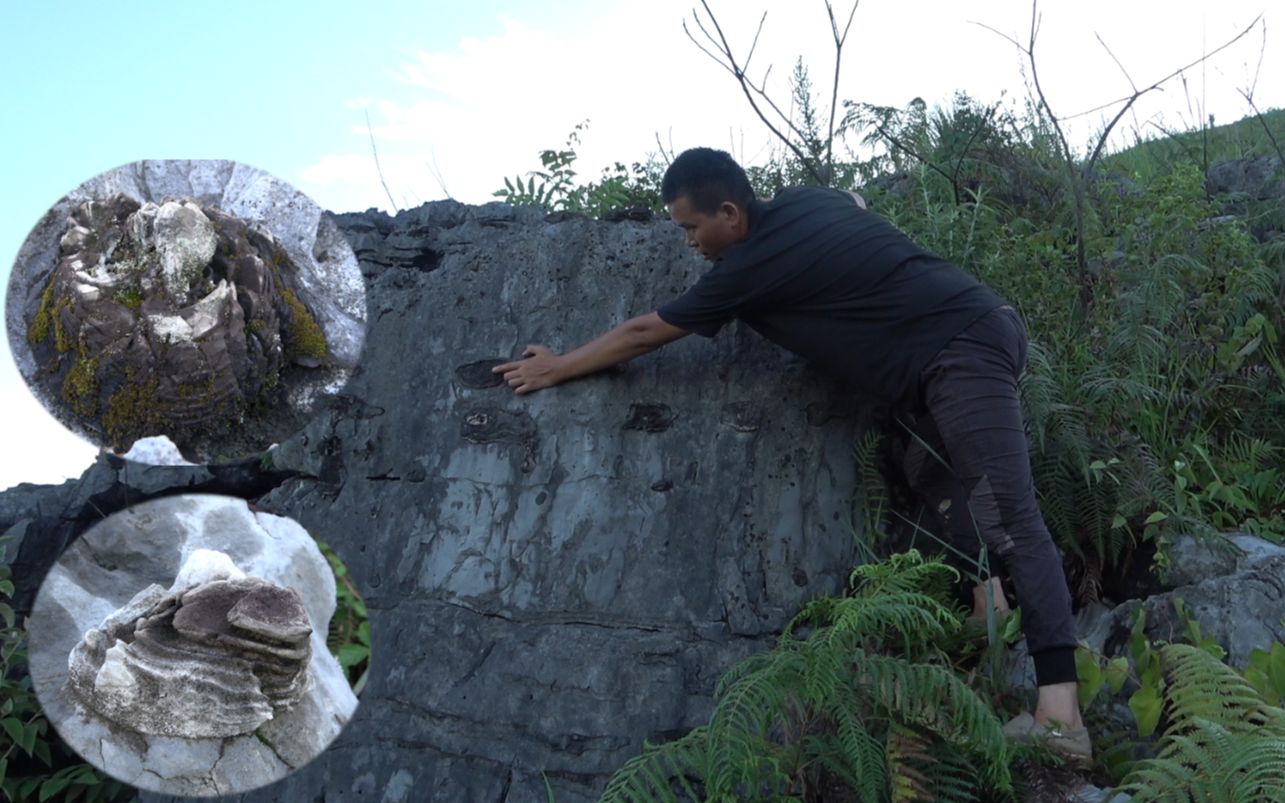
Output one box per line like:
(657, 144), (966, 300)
(1102, 107), (1285, 180)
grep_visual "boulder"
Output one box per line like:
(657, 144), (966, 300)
(1005, 532), (1285, 736)
(1205, 155), (1285, 201)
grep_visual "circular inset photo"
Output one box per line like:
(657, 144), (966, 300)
(26, 494), (365, 797)
(5, 160), (366, 463)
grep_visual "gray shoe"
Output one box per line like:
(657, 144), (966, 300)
(1003, 712), (1093, 767)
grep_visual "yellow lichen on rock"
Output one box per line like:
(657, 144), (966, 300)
(281, 288), (327, 363)
(103, 372), (164, 449)
(27, 278), (57, 345)
(61, 340), (101, 417)
(51, 294), (74, 354)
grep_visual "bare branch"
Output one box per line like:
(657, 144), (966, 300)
(682, 12), (805, 143)
(1060, 15), (1262, 121)
(1021, 2), (1074, 165)
(825, 2), (861, 184)
(869, 121), (958, 191)
(366, 109), (400, 213)
(654, 130), (675, 164)
(1236, 87), (1285, 166)
(685, 1), (825, 183)
(949, 102), (1002, 204)
(1247, 19), (1266, 99)
(1095, 33), (1139, 95)
(425, 145), (452, 200)
(744, 7), (768, 67)
(972, 21), (1022, 51)
(1084, 18), (1259, 172)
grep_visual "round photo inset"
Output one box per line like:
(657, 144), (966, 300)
(5, 160), (366, 463)
(26, 494), (365, 797)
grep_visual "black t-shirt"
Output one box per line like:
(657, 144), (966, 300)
(657, 186), (1004, 404)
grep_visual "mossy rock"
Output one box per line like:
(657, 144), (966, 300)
(61, 344), (100, 418)
(282, 288), (327, 363)
(27, 278), (56, 345)
(103, 374), (165, 450)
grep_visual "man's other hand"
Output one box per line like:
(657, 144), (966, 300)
(493, 345), (563, 395)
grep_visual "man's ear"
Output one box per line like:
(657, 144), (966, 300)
(719, 200), (746, 228)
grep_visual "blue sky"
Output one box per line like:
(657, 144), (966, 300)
(1, 1), (1278, 489)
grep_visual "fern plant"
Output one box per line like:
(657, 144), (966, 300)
(0, 534), (132, 802)
(599, 551), (1012, 802)
(1120, 644), (1285, 801)
(493, 121), (664, 218)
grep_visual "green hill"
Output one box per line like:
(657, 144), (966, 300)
(1102, 107), (1285, 180)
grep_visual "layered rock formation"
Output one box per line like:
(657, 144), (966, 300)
(65, 553), (314, 740)
(26, 496), (358, 797)
(6, 160), (366, 462)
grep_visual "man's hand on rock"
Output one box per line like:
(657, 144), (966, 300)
(495, 314), (689, 396)
(494, 345), (564, 395)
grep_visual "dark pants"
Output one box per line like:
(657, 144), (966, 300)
(895, 306), (1077, 686)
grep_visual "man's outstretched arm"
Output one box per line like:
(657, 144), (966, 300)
(492, 312), (690, 395)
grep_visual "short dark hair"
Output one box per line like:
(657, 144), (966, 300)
(661, 148), (754, 214)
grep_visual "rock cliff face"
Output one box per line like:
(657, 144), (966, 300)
(7, 202), (863, 801)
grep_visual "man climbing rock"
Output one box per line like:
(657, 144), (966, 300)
(493, 146), (1091, 764)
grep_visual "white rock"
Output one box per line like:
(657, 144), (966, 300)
(147, 313), (193, 342)
(154, 201), (217, 302)
(172, 548), (246, 587)
(118, 435), (194, 466)
(187, 279), (233, 338)
(73, 282), (101, 301)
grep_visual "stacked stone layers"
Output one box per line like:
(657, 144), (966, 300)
(66, 576), (314, 740)
(26, 193), (327, 454)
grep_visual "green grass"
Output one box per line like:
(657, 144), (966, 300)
(1102, 107), (1285, 182)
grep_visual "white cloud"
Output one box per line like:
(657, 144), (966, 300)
(300, 0), (1280, 215)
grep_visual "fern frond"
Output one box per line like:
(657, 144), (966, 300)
(1160, 643), (1283, 730)
(822, 591), (958, 651)
(602, 551), (1010, 802)
(599, 727), (708, 803)
(833, 707), (888, 802)
(917, 742), (991, 803)
(705, 648), (801, 797)
(1119, 643), (1285, 801)
(858, 654), (1011, 788)
(886, 723), (933, 803)
(1122, 719), (1285, 802)
(849, 548), (959, 598)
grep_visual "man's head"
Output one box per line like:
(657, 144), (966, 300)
(662, 148), (754, 260)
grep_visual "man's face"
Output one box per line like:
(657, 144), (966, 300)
(667, 195), (747, 261)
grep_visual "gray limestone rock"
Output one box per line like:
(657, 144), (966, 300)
(239, 202), (864, 802)
(1160, 530), (1285, 588)
(1009, 534), (1285, 677)
(1205, 155), (1285, 201)
(27, 495), (358, 797)
(5, 160), (366, 462)
(15, 200), (862, 801)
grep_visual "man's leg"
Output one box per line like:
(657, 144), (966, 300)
(896, 410), (1011, 620)
(915, 307), (1083, 733)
